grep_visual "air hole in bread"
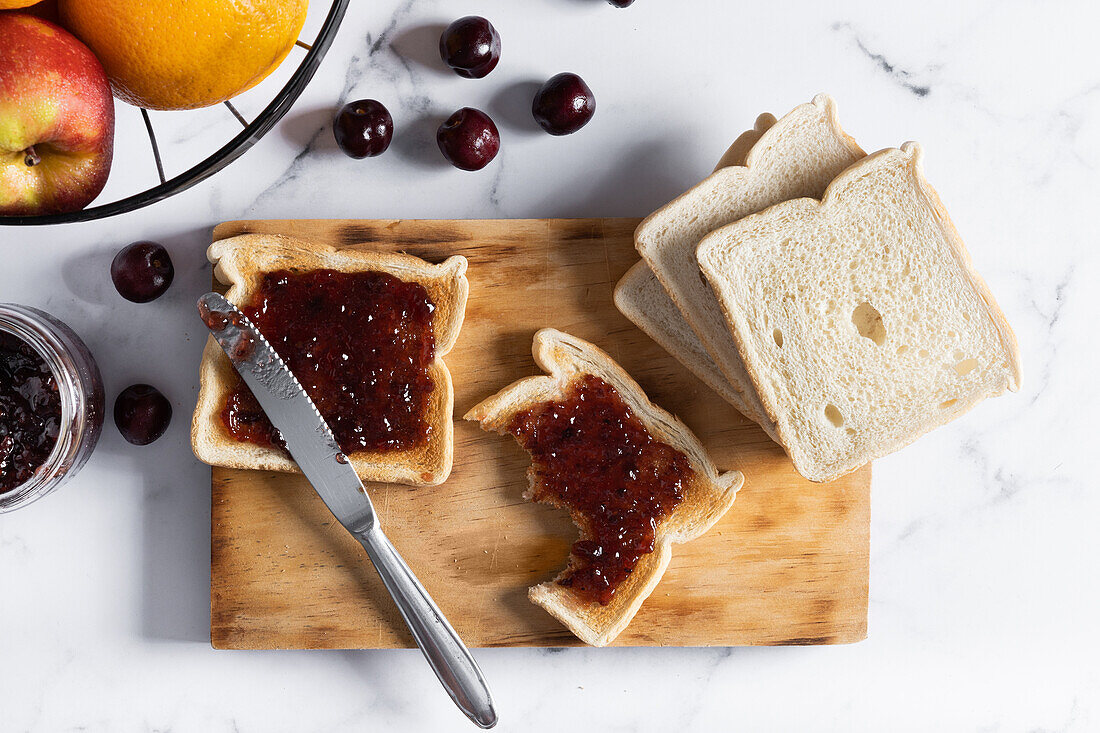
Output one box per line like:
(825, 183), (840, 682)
(846, 427), (856, 436)
(897, 345), (910, 355)
(901, 263), (911, 277)
(772, 328), (784, 348)
(953, 349), (965, 361)
(939, 399), (958, 409)
(849, 260), (859, 270)
(954, 358), (978, 377)
(851, 302), (887, 346)
(824, 404), (844, 427)
(919, 348), (930, 358)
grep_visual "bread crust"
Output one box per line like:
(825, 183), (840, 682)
(191, 234), (469, 487)
(465, 329), (743, 646)
(697, 144), (1022, 482)
(713, 112), (778, 172)
(905, 145), (1023, 390)
(613, 114), (782, 439)
(634, 94), (865, 420)
(613, 261), (782, 441)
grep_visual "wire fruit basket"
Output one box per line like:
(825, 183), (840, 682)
(1, 0), (350, 227)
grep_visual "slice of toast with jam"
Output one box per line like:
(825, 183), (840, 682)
(466, 329), (742, 646)
(192, 234), (468, 487)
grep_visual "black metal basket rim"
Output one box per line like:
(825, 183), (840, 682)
(2, 0), (350, 227)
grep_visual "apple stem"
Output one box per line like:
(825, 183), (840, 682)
(23, 146), (41, 167)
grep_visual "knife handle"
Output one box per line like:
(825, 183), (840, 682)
(358, 527), (497, 729)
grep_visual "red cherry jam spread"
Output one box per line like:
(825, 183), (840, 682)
(221, 268), (436, 454)
(507, 374), (693, 605)
(0, 331), (61, 493)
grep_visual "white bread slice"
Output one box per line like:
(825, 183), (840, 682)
(635, 94), (865, 411)
(613, 260), (779, 438)
(191, 234), (469, 487)
(614, 113), (779, 435)
(696, 143), (1022, 483)
(465, 329), (743, 646)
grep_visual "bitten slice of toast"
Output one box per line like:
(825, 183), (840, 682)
(635, 94), (865, 413)
(696, 144), (1022, 483)
(465, 329), (743, 646)
(192, 234), (469, 487)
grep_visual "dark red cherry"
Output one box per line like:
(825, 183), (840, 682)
(532, 73), (596, 136)
(608, 0), (635, 6)
(334, 99), (394, 158)
(114, 384), (172, 446)
(439, 16), (501, 79)
(111, 242), (174, 303)
(436, 108), (500, 171)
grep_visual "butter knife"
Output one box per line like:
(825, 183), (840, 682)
(197, 292), (497, 729)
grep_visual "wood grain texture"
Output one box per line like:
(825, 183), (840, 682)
(208, 218), (870, 649)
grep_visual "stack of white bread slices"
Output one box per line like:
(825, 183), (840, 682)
(615, 94), (1021, 483)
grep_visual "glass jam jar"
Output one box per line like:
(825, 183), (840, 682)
(0, 304), (104, 512)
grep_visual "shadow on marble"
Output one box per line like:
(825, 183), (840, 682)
(65, 225), (218, 643)
(392, 112), (452, 171)
(67, 380), (210, 644)
(136, 228), (219, 643)
(61, 227), (213, 309)
(336, 649), (435, 716)
(140, 439), (212, 643)
(61, 245), (122, 307)
(539, 136), (705, 219)
(279, 106), (340, 154)
(389, 22), (452, 78)
(488, 80), (545, 137)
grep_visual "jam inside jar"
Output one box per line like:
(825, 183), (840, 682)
(0, 331), (62, 492)
(0, 304), (104, 512)
(221, 268), (437, 455)
(506, 375), (694, 606)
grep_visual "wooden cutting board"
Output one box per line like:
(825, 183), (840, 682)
(209, 218), (870, 649)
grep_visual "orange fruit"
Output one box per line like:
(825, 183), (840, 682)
(0, 0), (42, 8)
(58, 0), (308, 110)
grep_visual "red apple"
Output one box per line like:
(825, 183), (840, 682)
(0, 13), (114, 216)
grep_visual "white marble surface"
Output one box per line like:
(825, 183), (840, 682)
(2, 1), (1098, 730)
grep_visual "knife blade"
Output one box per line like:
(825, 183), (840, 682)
(197, 292), (497, 729)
